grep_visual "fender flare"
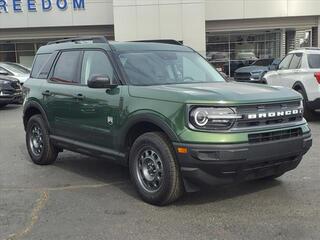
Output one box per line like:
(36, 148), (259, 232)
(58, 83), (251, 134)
(23, 100), (52, 132)
(292, 81), (309, 101)
(117, 112), (180, 150)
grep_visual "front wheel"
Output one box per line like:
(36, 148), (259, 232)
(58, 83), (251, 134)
(0, 103), (8, 108)
(26, 114), (58, 165)
(129, 132), (184, 205)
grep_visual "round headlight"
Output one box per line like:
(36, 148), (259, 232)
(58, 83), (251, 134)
(194, 110), (208, 126)
(189, 107), (241, 130)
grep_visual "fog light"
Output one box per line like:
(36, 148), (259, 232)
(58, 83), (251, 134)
(177, 147), (188, 154)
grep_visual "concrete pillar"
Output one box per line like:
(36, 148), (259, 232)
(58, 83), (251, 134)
(113, 0), (206, 55)
(280, 28), (286, 58)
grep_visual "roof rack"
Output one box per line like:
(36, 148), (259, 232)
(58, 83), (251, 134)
(297, 47), (320, 51)
(131, 39), (183, 45)
(47, 36), (109, 45)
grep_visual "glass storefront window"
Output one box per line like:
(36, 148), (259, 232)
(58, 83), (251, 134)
(206, 31), (281, 77)
(0, 41), (46, 67)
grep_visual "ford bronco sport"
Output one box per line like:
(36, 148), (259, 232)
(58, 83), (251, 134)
(23, 37), (312, 205)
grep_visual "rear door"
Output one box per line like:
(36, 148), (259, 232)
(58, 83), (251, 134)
(42, 50), (83, 139)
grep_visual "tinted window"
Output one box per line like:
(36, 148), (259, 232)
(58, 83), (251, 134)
(253, 59), (274, 66)
(81, 51), (115, 85)
(52, 51), (81, 83)
(38, 52), (58, 79)
(289, 53), (302, 69)
(119, 51), (225, 86)
(308, 54), (320, 69)
(278, 54), (293, 70)
(30, 54), (51, 78)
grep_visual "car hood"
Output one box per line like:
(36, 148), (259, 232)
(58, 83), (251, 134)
(128, 82), (301, 105)
(13, 74), (29, 83)
(0, 75), (19, 82)
(235, 66), (269, 73)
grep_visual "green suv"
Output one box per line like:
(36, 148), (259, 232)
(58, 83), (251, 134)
(23, 37), (312, 205)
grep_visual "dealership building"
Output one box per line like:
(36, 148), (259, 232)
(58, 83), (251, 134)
(1, 0), (320, 70)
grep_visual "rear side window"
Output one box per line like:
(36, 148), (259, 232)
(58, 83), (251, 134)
(289, 53), (302, 69)
(308, 54), (320, 69)
(52, 51), (82, 83)
(30, 54), (51, 78)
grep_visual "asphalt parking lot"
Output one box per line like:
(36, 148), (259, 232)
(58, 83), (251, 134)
(0, 105), (319, 240)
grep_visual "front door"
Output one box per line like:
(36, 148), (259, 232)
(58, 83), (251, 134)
(70, 50), (122, 150)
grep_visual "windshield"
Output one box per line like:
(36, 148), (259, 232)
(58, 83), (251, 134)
(2, 63), (30, 75)
(118, 51), (225, 86)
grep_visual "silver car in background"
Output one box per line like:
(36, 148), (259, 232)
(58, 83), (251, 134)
(0, 62), (30, 85)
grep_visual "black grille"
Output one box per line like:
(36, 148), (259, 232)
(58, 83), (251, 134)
(235, 101), (303, 128)
(248, 128), (302, 143)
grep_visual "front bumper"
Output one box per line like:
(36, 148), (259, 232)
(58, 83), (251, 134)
(0, 91), (23, 105)
(174, 132), (312, 190)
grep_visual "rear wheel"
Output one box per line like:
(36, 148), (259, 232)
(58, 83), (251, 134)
(129, 132), (184, 205)
(26, 114), (58, 165)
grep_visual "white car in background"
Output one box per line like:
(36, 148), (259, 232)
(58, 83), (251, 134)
(263, 48), (320, 119)
(0, 62), (30, 85)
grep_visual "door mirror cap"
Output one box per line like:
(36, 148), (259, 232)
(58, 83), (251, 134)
(87, 75), (117, 89)
(0, 70), (9, 76)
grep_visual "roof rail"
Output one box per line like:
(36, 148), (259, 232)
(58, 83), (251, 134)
(132, 39), (183, 45)
(296, 47), (320, 51)
(47, 36), (109, 45)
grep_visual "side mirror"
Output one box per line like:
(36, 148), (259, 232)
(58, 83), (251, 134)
(0, 70), (9, 76)
(87, 75), (117, 89)
(269, 64), (279, 71)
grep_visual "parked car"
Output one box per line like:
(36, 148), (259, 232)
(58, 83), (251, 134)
(207, 51), (229, 72)
(0, 62), (31, 85)
(0, 75), (24, 108)
(264, 48), (320, 119)
(23, 37), (312, 205)
(234, 58), (280, 83)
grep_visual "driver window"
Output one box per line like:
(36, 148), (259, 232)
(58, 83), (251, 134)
(278, 54), (293, 70)
(81, 51), (115, 85)
(289, 53), (302, 69)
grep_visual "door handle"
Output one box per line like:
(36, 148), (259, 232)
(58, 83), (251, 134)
(74, 94), (85, 100)
(42, 90), (52, 96)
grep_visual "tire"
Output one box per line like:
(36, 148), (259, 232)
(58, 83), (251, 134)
(296, 88), (316, 121)
(0, 103), (8, 108)
(129, 132), (184, 205)
(26, 114), (58, 165)
(258, 172), (285, 181)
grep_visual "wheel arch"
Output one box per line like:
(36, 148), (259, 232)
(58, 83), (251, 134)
(23, 101), (51, 132)
(119, 112), (180, 163)
(292, 81), (309, 101)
